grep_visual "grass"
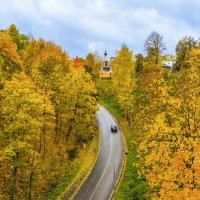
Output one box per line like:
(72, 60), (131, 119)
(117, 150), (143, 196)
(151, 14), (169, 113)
(46, 162), (80, 200)
(46, 137), (98, 200)
(116, 125), (150, 200)
(100, 97), (151, 200)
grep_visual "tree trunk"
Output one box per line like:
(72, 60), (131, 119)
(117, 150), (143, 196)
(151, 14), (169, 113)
(54, 110), (59, 144)
(39, 131), (42, 154)
(11, 153), (19, 200)
(42, 93), (46, 157)
(28, 171), (34, 200)
(42, 122), (46, 157)
(57, 115), (62, 144)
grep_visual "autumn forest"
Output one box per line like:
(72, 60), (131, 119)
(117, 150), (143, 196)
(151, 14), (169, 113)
(0, 25), (200, 199)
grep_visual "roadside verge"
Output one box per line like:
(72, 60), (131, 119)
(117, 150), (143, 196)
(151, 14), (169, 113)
(57, 119), (102, 200)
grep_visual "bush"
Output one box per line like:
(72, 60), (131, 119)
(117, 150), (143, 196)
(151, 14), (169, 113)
(67, 148), (78, 161)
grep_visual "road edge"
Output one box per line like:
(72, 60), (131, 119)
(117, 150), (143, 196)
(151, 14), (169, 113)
(103, 107), (128, 200)
(57, 110), (102, 200)
(69, 125), (102, 200)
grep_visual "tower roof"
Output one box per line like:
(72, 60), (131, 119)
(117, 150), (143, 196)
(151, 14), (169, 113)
(104, 51), (107, 56)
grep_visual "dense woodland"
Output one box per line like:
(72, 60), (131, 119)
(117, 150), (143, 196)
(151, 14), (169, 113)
(0, 25), (199, 200)
(97, 33), (200, 199)
(0, 24), (97, 199)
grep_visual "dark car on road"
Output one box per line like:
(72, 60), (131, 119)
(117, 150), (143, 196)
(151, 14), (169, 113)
(111, 125), (117, 133)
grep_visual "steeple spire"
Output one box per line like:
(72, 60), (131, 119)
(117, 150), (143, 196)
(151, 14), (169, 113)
(103, 50), (109, 66)
(104, 51), (108, 62)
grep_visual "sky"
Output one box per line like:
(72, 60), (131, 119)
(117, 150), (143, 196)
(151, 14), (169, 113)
(0, 0), (200, 58)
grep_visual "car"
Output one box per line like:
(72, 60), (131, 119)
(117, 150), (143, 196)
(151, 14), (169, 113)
(111, 125), (118, 133)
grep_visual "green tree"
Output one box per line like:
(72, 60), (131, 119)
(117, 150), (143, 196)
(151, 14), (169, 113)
(84, 52), (102, 79)
(135, 53), (144, 74)
(7, 24), (29, 51)
(174, 36), (198, 71)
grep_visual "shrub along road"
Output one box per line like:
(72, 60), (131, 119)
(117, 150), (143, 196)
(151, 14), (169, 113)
(74, 105), (125, 200)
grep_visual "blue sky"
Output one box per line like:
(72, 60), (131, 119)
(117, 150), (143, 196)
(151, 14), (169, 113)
(0, 0), (200, 58)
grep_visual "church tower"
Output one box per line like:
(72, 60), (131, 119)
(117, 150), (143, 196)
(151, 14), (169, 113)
(99, 51), (112, 79)
(103, 51), (109, 67)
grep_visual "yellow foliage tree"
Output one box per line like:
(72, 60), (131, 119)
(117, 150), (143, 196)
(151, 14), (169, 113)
(137, 67), (200, 199)
(64, 67), (98, 145)
(0, 72), (54, 199)
(0, 31), (21, 84)
(111, 44), (136, 124)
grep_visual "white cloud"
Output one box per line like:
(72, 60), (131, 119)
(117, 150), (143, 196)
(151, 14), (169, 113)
(88, 41), (105, 52)
(0, 0), (199, 57)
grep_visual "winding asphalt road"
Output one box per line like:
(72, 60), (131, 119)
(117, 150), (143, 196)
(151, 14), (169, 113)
(74, 105), (125, 200)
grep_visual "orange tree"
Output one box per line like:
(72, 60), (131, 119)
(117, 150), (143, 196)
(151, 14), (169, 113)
(136, 65), (200, 199)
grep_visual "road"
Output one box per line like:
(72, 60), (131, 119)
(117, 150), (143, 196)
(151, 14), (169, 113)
(74, 105), (125, 200)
